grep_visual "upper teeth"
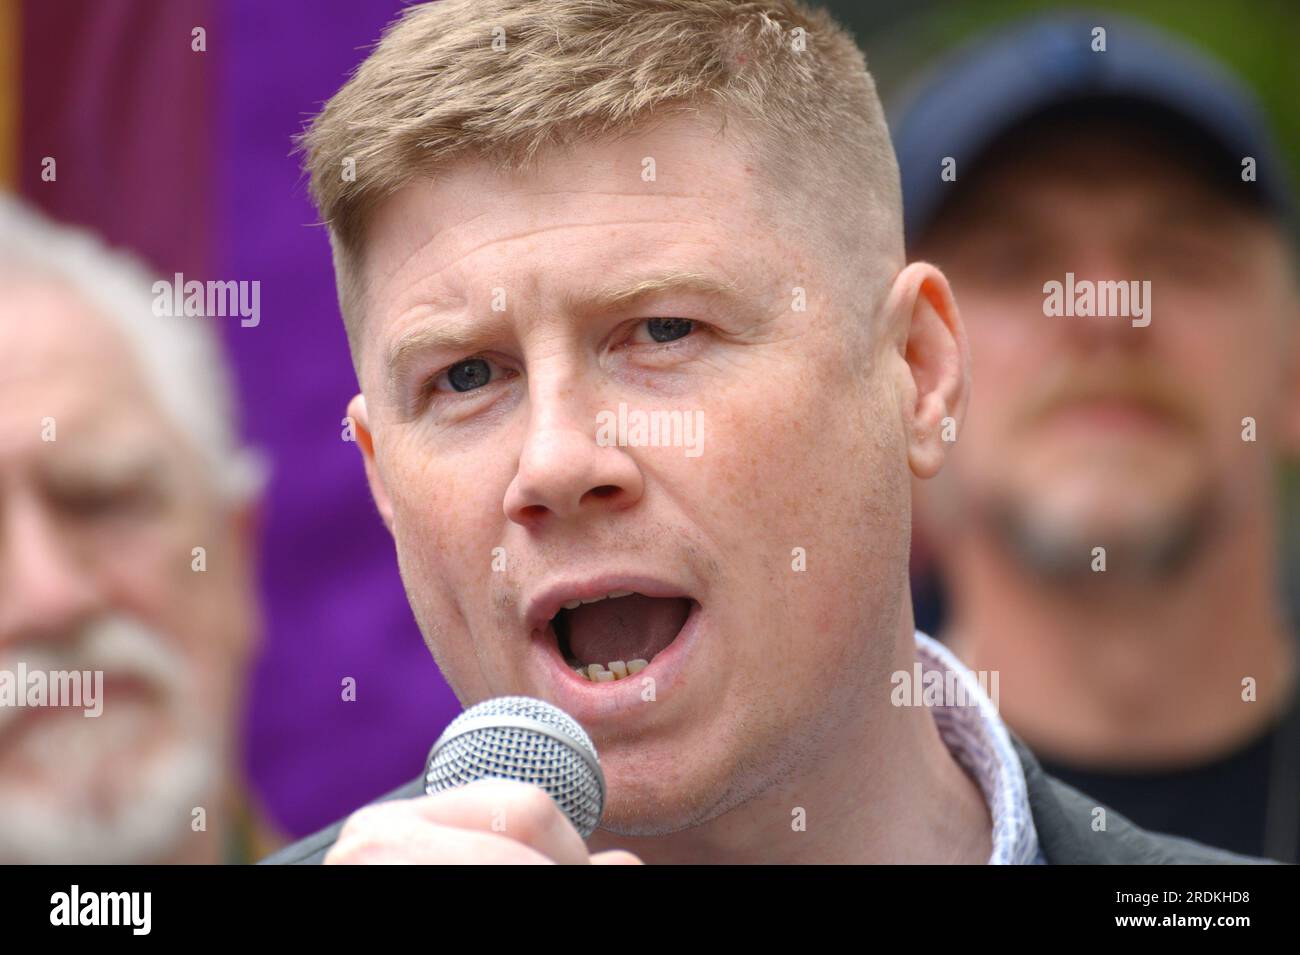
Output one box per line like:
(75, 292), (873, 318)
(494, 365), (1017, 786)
(560, 590), (634, 611)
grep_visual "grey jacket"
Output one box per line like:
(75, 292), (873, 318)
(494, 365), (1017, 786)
(259, 733), (1269, 864)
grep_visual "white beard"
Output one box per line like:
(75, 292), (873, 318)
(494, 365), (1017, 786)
(0, 616), (223, 864)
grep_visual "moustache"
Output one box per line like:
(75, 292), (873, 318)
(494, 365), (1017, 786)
(1013, 364), (1200, 435)
(0, 616), (189, 734)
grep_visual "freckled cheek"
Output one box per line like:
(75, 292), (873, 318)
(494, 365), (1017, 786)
(701, 379), (899, 640)
(384, 449), (505, 570)
(702, 387), (851, 528)
(688, 402), (829, 628)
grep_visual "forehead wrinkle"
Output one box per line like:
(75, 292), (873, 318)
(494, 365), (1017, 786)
(380, 212), (745, 329)
(370, 172), (746, 296)
(372, 208), (495, 293)
(523, 190), (714, 201)
(381, 212), (727, 296)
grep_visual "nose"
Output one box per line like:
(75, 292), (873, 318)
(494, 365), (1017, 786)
(0, 489), (105, 645)
(503, 381), (645, 528)
(1054, 251), (1153, 355)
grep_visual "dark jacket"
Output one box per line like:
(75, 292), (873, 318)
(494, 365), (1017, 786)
(259, 732), (1270, 864)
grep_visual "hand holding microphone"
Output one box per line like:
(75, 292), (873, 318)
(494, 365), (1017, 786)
(323, 697), (642, 864)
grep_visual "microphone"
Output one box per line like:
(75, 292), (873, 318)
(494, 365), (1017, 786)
(424, 696), (606, 838)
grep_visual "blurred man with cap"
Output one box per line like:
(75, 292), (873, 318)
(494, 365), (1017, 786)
(894, 12), (1300, 860)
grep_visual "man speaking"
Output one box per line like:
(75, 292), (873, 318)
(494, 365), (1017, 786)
(263, 0), (1261, 864)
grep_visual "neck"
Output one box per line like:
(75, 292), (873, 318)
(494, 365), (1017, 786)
(586, 615), (993, 863)
(942, 511), (1297, 769)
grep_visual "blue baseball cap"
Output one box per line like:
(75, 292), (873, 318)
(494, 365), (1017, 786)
(888, 10), (1297, 248)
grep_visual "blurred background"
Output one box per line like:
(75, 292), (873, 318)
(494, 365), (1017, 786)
(1, 0), (1296, 853)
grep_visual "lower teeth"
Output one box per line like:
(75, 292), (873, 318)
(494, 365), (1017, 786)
(573, 659), (649, 681)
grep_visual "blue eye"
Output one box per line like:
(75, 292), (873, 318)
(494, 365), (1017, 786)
(644, 318), (694, 343)
(445, 357), (493, 392)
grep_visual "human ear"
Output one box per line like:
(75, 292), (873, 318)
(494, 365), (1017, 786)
(882, 262), (971, 479)
(347, 393), (396, 533)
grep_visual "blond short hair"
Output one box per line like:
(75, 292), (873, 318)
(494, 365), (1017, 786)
(301, 0), (902, 360)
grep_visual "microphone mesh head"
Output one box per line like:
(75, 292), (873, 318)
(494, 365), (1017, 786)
(424, 696), (605, 838)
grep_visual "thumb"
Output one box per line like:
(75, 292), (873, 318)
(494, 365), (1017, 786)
(590, 849), (645, 865)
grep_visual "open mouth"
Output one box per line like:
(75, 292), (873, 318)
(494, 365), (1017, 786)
(546, 592), (695, 682)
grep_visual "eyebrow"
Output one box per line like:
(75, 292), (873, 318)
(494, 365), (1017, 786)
(575, 269), (743, 312)
(43, 446), (171, 492)
(1153, 196), (1247, 231)
(385, 269), (745, 388)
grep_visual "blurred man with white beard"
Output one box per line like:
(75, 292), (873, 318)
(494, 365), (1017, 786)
(0, 195), (281, 863)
